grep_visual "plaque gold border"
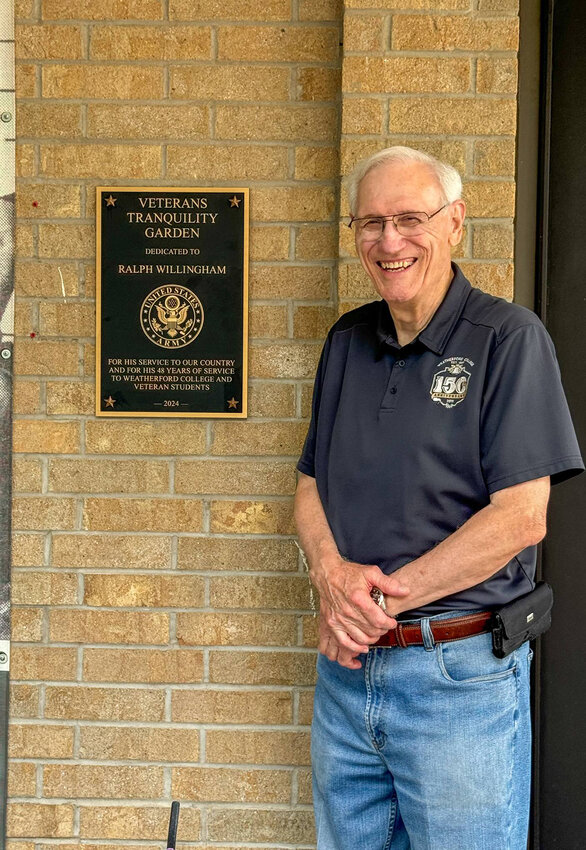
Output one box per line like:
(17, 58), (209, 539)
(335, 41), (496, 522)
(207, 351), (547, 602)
(96, 186), (249, 419)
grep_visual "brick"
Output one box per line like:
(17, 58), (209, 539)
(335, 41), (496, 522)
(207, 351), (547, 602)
(463, 180), (515, 217)
(16, 144), (35, 177)
(211, 499), (295, 534)
(472, 223), (514, 258)
(14, 302), (34, 339)
(218, 25), (339, 62)
(346, 0), (470, 5)
(12, 571), (77, 605)
(16, 102), (82, 139)
(166, 144), (289, 182)
(389, 97), (516, 135)
(250, 226), (290, 262)
(45, 686), (165, 721)
(79, 726), (199, 762)
(338, 261), (375, 299)
(38, 222), (94, 259)
(298, 690), (314, 725)
(295, 224), (337, 260)
(250, 343), (321, 379)
(12, 498), (76, 531)
(12, 459), (42, 493)
(42, 65), (163, 99)
(14, 340), (80, 377)
(208, 809), (315, 844)
(39, 302), (94, 337)
(40, 144), (161, 180)
(172, 688), (292, 724)
(15, 261), (79, 297)
(50, 610), (169, 644)
(170, 0), (291, 18)
(85, 421), (206, 455)
(49, 459), (169, 494)
(43, 0), (164, 17)
(78, 805), (200, 840)
(299, 0), (341, 19)
(211, 575), (310, 610)
(170, 64), (289, 102)
(343, 56), (470, 93)
(52, 534), (170, 570)
(210, 650), (316, 685)
(16, 25), (82, 59)
(392, 15), (518, 51)
(253, 186), (335, 222)
(90, 25), (211, 59)
(478, 0), (519, 10)
(83, 343), (95, 377)
(15, 223), (34, 259)
(83, 498), (203, 533)
(7, 804), (73, 839)
(176, 612), (297, 646)
(176, 459), (295, 496)
(294, 305), (336, 338)
(342, 97), (384, 134)
(15, 65), (36, 99)
(297, 767), (313, 803)
(13, 419), (79, 453)
(44, 764), (164, 799)
(46, 381), (94, 415)
(17, 185), (81, 222)
(10, 685), (40, 718)
(301, 382), (314, 419)
(11, 533), (45, 568)
(302, 613), (319, 647)
(172, 767), (291, 803)
(11, 646), (77, 682)
(474, 139), (516, 177)
(212, 421), (307, 456)
(207, 729), (310, 766)
(477, 57), (518, 94)
(249, 304), (288, 339)
(343, 13), (384, 51)
(84, 574), (204, 608)
(251, 264), (331, 299)
(248, 381), (296, 418)
(177, 537), (298, 572)
(13, 381), (42, 417)
(83, 649), (204, 683)
(298, 67), (341, 102)
(457, 261), (513, 298)
(216, 105), (337, 143)
(87, 104), (209, 140)
(295, 146), (338, 180)
(11, 608), (43, 642)
(9, 724), (74, 759)
(8, 763), (36, 798)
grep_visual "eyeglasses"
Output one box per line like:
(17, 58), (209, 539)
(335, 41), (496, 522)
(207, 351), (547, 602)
(348, 204), (449, 240)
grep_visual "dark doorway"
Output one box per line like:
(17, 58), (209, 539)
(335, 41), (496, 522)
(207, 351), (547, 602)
(535, 0), (586, 846)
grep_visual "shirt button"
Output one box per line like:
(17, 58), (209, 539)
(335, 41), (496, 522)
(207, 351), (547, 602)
(389, 386), (397, 394)
(397, 359), (406, 367)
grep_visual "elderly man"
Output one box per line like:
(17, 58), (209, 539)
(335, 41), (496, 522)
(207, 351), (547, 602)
(294, 147), (583, 850)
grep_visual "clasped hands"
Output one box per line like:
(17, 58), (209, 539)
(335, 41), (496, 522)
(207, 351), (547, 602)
(310, 555), (410, 669)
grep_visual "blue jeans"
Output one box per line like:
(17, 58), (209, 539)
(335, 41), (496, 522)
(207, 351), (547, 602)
(311, 613), (532, 850)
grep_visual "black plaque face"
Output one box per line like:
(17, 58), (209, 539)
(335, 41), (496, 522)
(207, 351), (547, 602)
(96, 187), (248, 417)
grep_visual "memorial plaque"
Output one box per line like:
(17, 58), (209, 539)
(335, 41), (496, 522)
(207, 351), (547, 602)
(96, 186), (248, 417)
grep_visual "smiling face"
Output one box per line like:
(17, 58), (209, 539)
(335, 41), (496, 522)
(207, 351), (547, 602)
(353, 159), (465, 315)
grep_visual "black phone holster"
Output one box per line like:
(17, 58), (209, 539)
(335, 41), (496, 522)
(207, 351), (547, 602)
(491, 581), (553, 659)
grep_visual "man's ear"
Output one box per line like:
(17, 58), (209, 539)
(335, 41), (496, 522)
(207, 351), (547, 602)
(448, 200), (466, 246)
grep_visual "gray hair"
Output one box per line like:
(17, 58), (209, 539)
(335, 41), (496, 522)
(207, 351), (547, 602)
(346, 146), (463, 214)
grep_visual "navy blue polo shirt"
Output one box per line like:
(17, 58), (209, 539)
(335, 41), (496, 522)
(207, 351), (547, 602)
(297, 265), (584, 616)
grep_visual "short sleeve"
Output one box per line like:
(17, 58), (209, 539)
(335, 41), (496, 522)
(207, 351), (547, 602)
(480, 321), (584, 494)
(297, 335), (331, 478)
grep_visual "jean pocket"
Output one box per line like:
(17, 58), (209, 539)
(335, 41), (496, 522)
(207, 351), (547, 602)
(437, 632), (518, 684)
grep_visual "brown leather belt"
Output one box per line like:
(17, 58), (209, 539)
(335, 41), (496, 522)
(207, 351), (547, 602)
(373, 611), (493, 649)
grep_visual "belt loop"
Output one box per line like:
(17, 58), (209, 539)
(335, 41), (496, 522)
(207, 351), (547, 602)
(421, 618), (435, 651)
(396, 622), (408, 649)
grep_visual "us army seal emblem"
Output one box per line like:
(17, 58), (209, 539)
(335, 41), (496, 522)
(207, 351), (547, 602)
(430, 357), (473, 408)
(140, 285), (204, 349)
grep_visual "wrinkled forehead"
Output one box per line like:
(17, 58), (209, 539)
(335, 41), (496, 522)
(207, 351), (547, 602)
(354, 160), (444, 216)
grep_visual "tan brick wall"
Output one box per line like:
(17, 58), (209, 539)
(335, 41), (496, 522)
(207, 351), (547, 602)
(11, 0), (519, 847)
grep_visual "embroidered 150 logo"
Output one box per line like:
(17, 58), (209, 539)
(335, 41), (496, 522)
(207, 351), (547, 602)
(430, 357), (474, 408)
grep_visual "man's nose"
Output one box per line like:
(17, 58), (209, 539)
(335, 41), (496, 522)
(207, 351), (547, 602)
(378, 218), (405, 248)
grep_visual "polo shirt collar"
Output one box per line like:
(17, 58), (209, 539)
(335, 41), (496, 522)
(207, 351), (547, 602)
(375, 263), (471, 355)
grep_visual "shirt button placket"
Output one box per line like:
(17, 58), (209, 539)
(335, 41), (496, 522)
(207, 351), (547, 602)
(381, 358), (407, 410)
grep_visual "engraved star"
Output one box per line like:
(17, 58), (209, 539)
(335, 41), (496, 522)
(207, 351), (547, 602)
(227, 397), (239, 409)
(229, 195), (241, 207)
(104, 396), (116, 408)
(105, 195), (117, 207)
